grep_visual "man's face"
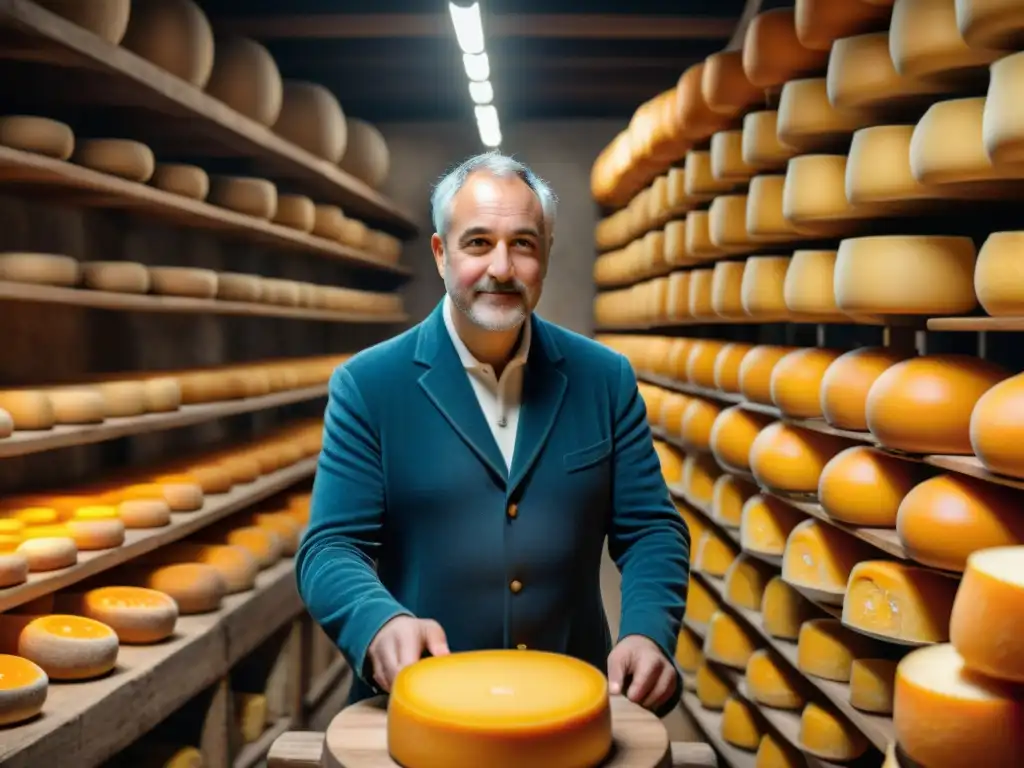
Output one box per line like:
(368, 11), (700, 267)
(432, 171), (548, 332)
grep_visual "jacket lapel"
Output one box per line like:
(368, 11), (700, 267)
(415, 301), (509, 484)
(508, 317), (567, 497)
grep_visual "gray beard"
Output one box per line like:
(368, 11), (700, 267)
(443, 255), (529, 332)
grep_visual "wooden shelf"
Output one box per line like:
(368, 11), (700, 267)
(927, 316), (1024, 331)
(681, 692), (756, 768)
(0, 280), (408, 324)
(0, 146), (411, 277)
(0, 0), (418, 235)
(0, 557), (304, 768)
(234, 716), (295, 768)
(0, 385), (328, 460)
(0, 457), (316, 614)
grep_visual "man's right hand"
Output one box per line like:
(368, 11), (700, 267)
(367, 615), (450, 692)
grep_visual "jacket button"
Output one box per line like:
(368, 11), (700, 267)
(510, 579), (523, 594)
(507, 503), (518, 519)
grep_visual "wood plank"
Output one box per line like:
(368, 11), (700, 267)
(0, 385), (327, 460)
(0, 145), (410, 276)
(0, 558), (304, 768)
(0, 0), (417, 233)
(680, 692), (757, 768)
(0, 280), (408, 324)
(0, 457), (315, 613)
(268, 732), (325, 768)
(235, 717), (295, 768)
(927, 316), (1024, 331)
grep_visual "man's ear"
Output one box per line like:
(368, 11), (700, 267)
(430, 233), (445, 279)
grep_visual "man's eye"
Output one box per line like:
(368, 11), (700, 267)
(466, 238), (488, 247)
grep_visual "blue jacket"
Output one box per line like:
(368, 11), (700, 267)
(296, 300), (691, 716)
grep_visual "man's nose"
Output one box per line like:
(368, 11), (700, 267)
(488, 243), (513, 279)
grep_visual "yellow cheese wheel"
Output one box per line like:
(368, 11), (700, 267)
(216, 272), (263, 303)
(820, 347), (909, 431)
(956, 0), (1024, 48)
(704, 610), (758, 670)
(274, 81), (348, 163)
(387, 650), (612, 768)
(73, 139), (155, 182)
(150, 163), (209, 200)
(740, 495), (807, 560)
(272, 194), (316, 233)
(777, 78), (871, 153)
(866, 354), (1010, 454)
(0, 252), (79, 287)
(710, 261), (746, 319)
(208, 176), (278, 220)
(684, 151), (736, 198)
(694, 529), (738, 578)
(794, 0), (893, 50)
(949, 545), (1024, 683)
(0, 115), (74, 160)
(6, 614), (119, 681)
(156, 542), (258, 593)
(750, 422), (853, 495)
(711, 130), (755, 183)
(680, 398), (722, 453)
(81, 261), (151, 294)
(121, 0), (214, 86)
(0, 654), (47, 726)
(799, 702), (870, 761)
(845, 124), (943, 206)
(686, 340), (726, 388)
(984, 52), (1024, 166)
(975, 232), (1024, 317)
(850, 658), (897, 713)
(724, 553), (775, 610)
(708, 195), (751, 250)
(36, 0), (131, 44)
(695, 662), (731, 709)
(134, 562), (226, 614)
(895, 473), (1024, 572)
(739, 346), (798, 404)
(58, 586), (178, 644)
(703, 51), (765, 116)
(782, 518), (878, 600)
(746, 648), (806, 710)
(685, 578), (719, 628)
(721, 695), (763, 749)
(747, 175), (805, 241)
(148, 267), (218, 299)
(714, 343), (756, 393)
(741, 257), (792, 321)
(783, 155), (867, 228)
(682, 454), (723, 504)
(783, 250), (844, 318)
(653, 440), (683, 485)
(797, 618), (884, 682)
(712, 475), (756, 530)
(761, 577), (820, 640)
(893, 643), (1024, 768)
(677, 63), (734, 142)
(743, 9), (830, 89)
(742, 110), (797, 170)
(818, 445), (922, 527)
(843, 560), (960, 644)
(0, 390), (54, 430)
(827, 32), (949, 109)
(770, 347), (843, 419)
(890, 0), (1006, 83)
(46, 386), (105, 424)
(675, 627), (704, 673)
(687, 269), (715, 320)
(16, 536), (77, 571)
(710, 406), (774, 472)
(205, 37), (283, 126)
(755, 732), (804, 767)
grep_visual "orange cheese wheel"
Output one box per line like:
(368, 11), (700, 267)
(721, 695), (763, 749)
(680, 398), (722, 453)
(60, 586), (178, 644)
(970, 371), (1024, 479)
(135, 562), (226, 615)
(709, 405), (774, 472)
(797, 618), (885, 682)
(956, 0), (1024, 49)
(387, 650), (612, 768)
(675, 627), (704, 673)
(703, 610), (758, 670)
(762, 576), (821, 640)
(12, 614), (119, 680)
(756, 733), (804, 767)
(714, 343), (755, 393)
(800, 702), (870, 761)
(685, 577), (719, 628)
(750, 422), (853, 495)
(820, 347), (909, 431)
(949, 546), (1024, 684)
(743, 8), (830, 89)
(653, 441), (684, 485)
(866, 355), (1010, 454)
(770, 347), (843, 419)
(723, 553), (775, 611)
(686, 340), (726, 388)
(893, 643), (1024, 768)
(0, 653), (47, 726)
(739, 346), (799, 405)
(850, 658), (897, 714)
(794, 0), (893, 51)
(682, 454), (723, 504)
(746, 648), (805, 709)
(895, 474), (1024, 572)
(712, 474), (757, 530)
(696, 662), (731, 709)
(817, 445), (922, 528)
(740, 494), (807, 559)
(694, 529), (738, 578)
(782, 519), (878, 600)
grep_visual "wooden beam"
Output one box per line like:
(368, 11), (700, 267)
(216, 13), (736, 41)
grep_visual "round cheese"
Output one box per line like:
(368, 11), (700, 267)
(680, 398), (722, 453)
(708, 195), (751, 250)
(0, 252), (79, 286)
(949, 545), (1024, 683)
(204, 36), (283, 126)
(0, 115), (74, 160)
(148, 266), (218, 299)
(724, 553), (775, 611)
(710, 130), (755, 183)
(784, 518), (877, 605)
(714, 343), (756, 393)
(756, 733), (803, 767)
(136, 562), (226, 614)
(746, 648), (805, 710)
(783, 154), (865, 227)
(159, 542), (258, 593)
(710, 405), (774, 472)
(694, 529), (738, 578)
(703, 611), (757, 670)
(216, 272), (263, 303)
(800, 702), (869, 761)
(762, 576), (820, 640)
(794, 0), (893, 50)
(818, 445), (921, 527)
(81, 261), (151, 294)
(62, 586), (178, 644)
(712, 475), (757, 530)
(750, 422), (853, 495)
(121, 0), (214, 87)
(743, 8), (830, 88)
(675, 63), (732, 141)
(685, 578), (719, 629)
(747, 175), (804, 240)
(893, 643), (1024, 768)
(742, 110), (797, 170)
(739, 345), (798, 404)
(46, 387), (105, 424)
(15, 614), (119, 680)
(850, 658), (897, 714)
(150, 163), (209, 200)
(684, 151), (736, 198)
(721, 695), (763, 749)
(890, 0), (1006, 83)
(896, 474), (1024, 572)
(711, 261), (746, 319)
(797, 618), (883, 682)
(675, 626), (704, 673)
(73, 139), (155, 182)
(777, 77), (870, 153)
(984, 51), (1024, 166)
(208, 176), (278, 220)
(866, 354), (1010, 454)
(272, 194), (316, 232)
(843, 560), (960, 644)
(741, 256), (792, 321)
(770, 347), (843, 419)
(682, 454), (723, 505)
(956, 0), (1024, 49)
(974, 231), (1024, 317)
(703, 51), (764, 116)
(827, 32), (948, 109)
(846, 124), (938, 205)
(274, 80), (348, 163)
(741, 495), (807, 561)
(972, 372), (1024, 478)
(820, 347), (909, 431)
(686, 340), (725, 388)
(387, 650), (612, 768)
(340, 118), (391, 189)
(36, 0), (131, 44)
(0, 654), (47, 726)
(695, 662), (730, 709)
(16, 536), (77, 571)
(783, 250), (843, 318)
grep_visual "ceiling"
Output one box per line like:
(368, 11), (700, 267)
(202, 0), (763, 124)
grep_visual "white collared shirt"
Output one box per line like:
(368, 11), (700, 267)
(442, 295), (530, 470)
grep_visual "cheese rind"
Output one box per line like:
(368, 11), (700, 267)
(761, 576), (820, 640)
(710, 406), (773, 472)
(818, 445), (921, 528)
(696, 662), (731, 710)
(820, 347), (909, 431)
(703, 610), (758, 670)
(746, 648), (806, 710)
(970, 370), (1024, 479)
(723, 553), (775, 611)
(799, 702), (869, 761)
(750, 422), (852, 495)
(783, 519), (877, 601)
(8, 614), (119, 680)
(721, 695), (763, 749)
(740, 495), (806, 559)
(850, 658), (897, 714)
(770, 347), (843, 419)
(0, 654), (47, 726)
(797, 618), (883, 682)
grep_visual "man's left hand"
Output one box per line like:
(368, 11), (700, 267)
(607, 634), (677, 712)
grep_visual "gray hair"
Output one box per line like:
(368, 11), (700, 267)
(430, 151), (558, 241)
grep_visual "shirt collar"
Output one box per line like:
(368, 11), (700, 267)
(443, 294), (531, 372)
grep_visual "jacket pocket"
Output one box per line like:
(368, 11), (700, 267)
(563, 437), (612, 473)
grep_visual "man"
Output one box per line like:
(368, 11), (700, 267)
(296, 151), (690, 717)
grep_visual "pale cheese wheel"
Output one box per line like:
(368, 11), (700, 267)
(784, 155), (867, 227)
(846, 125), (939, 205)
(724, 553), (775, 611)
(974, 232), (1024, 317)
(121, 0), (215, 87)
(820, 346), (909, 431)
(708, 195), (751, 250)
(743, 9), (830, 89)
(740, 495), (807, 561)
(722, 695), (763, 750)
(827, 32), (949, 110)
(148, 266), (218, 299)
(784, 250), (843, 318)
(799, 702), (869, 761)
(710, 261), (746, 319)
(777, 78), (872, 153)
(0, 553), (29, 588)
(949, 545), (1024, 683)
(312, 204), (347, 240)
(73, 139), (155, 182)
(156, 542), (258, 593)
(134, 562), (226, 614)
(739, 345), (798, 404)
(118, 498), (172, 529)
(794, 0), (894, 51)
(272, 194), (316, 233)
(58, 586), (178, 644)
(746, 648), (806, 710)
(850, 658), (897, 713)
(340, 118), (390, 189)
(762, 576), (820, 640)
(782, 518), (878, 600)
(834, 236), (978, 316)
(274, 81), (348, 163)
(818, 445), (921, 527)
(81, 261), (150, 294)
(205, 37), (283, 126)
(770, 347), (843, 419)
(46, 386), (104, 424)
(797, 618), (885, 681)
(387, 650), (613, 768)
(712, 475), (757, 530)
(66, 518), (126, 550)
(750, 422), (853, 495)
(0, 654), (47, 726)
(200, 524), (282, 569)
(0, 390), (54, 430)
(711, 130), (755, 182)
(0, 115), (74, 160)
(36, 0), (131, 43)
(675, 627), (703, 674)
(710, 406), (773, 472)
(8, 614), (118, 681)
(216, 272), (263, 303)
(957, 0), (1024, 48)
(687, 269), (715, 320)
(0, 252), (79, 286)
(843, 560), (960, 644)
(983, 51), (1024, 166)
(139, 377), (182, 413)
(742, 110), (797, 170)
(695, 662), (730, 709)
(896, 473), (1024, 572)
(208, 176), (277, 220)
(684, 151), (736, 198)
(150, 163), (209, 200)
(866, 354), (1009, 454)
(741, 257), (792, 321)
(893, 643), (1024, 768)
(703, 610), (758, 670)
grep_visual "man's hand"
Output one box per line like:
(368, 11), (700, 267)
(367, 616), (450, 692)
(607, 634), (677, 711)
